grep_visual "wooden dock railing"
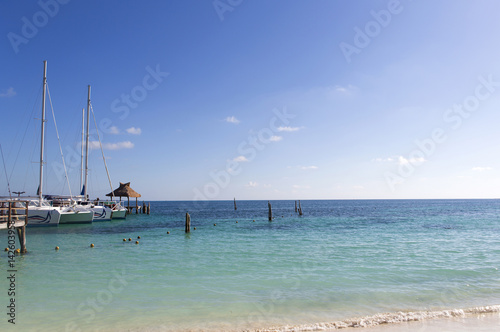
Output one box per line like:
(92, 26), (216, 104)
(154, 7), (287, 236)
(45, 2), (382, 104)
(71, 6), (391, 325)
(0, 200), (28, 253)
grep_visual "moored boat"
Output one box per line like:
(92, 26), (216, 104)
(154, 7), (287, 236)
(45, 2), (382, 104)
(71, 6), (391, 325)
(27, 61), (60, 227)
(102, 201), (127, 219)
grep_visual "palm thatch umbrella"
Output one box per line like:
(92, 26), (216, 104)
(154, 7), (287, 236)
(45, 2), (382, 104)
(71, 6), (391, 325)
(106, 182), (141, 212)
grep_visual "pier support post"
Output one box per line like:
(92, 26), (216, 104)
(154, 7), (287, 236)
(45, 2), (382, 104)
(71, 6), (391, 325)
(185, 212), (191, 233)
(298, 200), (303, 216)
(234, 198), (237, 211)
(147, 203), (150, 215)
(17, 226), (27, 253)
(268, 201), (273, 221)
(295, 200), (297, 213)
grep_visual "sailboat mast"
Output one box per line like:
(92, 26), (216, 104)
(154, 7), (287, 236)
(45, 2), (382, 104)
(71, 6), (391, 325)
(39, 60), (47, 204)
(84, 85), (91, 199)
(80, 108), (84, 192)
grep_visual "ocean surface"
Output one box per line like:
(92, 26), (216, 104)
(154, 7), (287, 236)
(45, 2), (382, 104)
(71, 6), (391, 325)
(1, 199), (500, 331)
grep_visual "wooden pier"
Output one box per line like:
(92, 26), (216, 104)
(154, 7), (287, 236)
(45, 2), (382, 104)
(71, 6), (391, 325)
(0, 200), (28, 253)
(106, 182), (150, 215)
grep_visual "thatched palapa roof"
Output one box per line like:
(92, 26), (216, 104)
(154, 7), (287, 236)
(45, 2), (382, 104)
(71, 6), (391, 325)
(106, 182), (141, 198)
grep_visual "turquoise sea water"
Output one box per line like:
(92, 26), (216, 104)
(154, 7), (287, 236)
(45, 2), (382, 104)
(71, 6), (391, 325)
(1, 199), (500, 331)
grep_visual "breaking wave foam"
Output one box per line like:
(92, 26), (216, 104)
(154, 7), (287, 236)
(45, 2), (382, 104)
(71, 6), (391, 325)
(254, 305), (500, 331)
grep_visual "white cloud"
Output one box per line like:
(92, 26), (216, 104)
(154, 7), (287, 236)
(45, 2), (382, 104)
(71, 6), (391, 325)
(87, 141), (101, 150)
(233, 155), (249, 162)
(109, 126), (120, 134)
(246, 181), (258, 187)
(0, 87), (16, 98)
(472, 166), (492, 172)
(398, 156), (426, 166)
(300, 166), (318, 170)
(277, 126), (300, 132)
(373, 156), (425, 165)
(329, 84), (357, 96)
(225, 116), (240, 124)
(89, 141), (134, 150)
(292, 184), (311, 189)
(398, 156), (410, 165)
(126, 127), (142, 135)
(270, 135), (282, 142)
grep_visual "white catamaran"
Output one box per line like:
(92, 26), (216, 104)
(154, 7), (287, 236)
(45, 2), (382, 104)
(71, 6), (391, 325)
(26, 61), (61, 226)
(76, 85), (128, 221)
(28, 61), (95, 225)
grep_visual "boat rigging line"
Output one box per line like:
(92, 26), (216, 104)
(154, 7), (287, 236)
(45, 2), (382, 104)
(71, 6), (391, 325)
(89, 103), (115, 198)
(1, 144), (12, 198)
(46, 84), (73, 199)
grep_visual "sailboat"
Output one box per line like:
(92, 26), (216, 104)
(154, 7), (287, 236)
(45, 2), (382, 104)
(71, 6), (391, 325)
(24, 61), (95, 225)
(73, 85), (114, 221)
(110, 204), (127, 219)
(48, 194), (94, 224)
(25, 61), (61, 226)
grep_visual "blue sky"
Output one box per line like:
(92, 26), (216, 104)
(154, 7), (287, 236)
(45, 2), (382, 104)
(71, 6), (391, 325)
(1, 0), (500, 200)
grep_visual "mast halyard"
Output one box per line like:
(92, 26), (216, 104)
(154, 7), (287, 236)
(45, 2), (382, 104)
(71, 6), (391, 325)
(39, 60), (47, 204)
(84, 85), (90, 199)
(80, 108), (84, 193)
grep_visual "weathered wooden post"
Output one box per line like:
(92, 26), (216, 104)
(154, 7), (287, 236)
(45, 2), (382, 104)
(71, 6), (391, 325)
(185, 212), (191, 233)
(295, 200), (297, 213)
(298, 200), (303, 216)
(147, 203), (150, 215)
(142, 201), (146, 214)
(17, 201), (27, 253)
(234, 198), (237, 211)
(268, 201), (273, 221)
(17, 227), (26, 253)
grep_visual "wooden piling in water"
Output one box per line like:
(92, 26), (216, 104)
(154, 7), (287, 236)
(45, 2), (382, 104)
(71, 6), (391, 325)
(147, 203), (150, 215)
(234, 198), (237, 211)
(295, 200), (297, 213)
(298, 200), (303, 216)
(17, 227), (26, 253)
(268, 201), (273, 221)
(185, 212), (191, 233)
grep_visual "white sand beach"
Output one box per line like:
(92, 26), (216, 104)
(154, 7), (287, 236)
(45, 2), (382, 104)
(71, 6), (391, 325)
(360, 312), (500, 332)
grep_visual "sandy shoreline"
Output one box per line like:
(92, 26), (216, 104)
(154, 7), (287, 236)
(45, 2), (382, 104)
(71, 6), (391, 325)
(356, 312), (500, 332)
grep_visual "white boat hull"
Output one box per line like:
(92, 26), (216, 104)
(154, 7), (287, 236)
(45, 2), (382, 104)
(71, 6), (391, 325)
(111, 208), (127, 219)
(27, 207), (60, 226)
(91, 206), (112, 221)
(59, 208), (93, 224)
